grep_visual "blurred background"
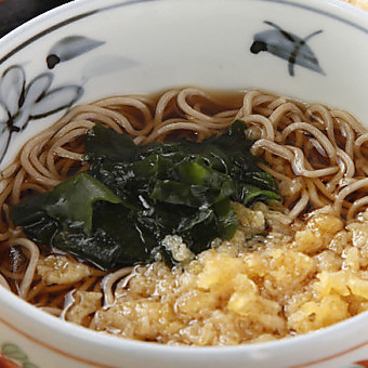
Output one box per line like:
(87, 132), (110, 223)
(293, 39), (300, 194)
(0, 0), (71, 38)
(0, 0), (367, 39)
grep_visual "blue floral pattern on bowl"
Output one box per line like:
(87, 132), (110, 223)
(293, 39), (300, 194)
(0, 35), (108, 165)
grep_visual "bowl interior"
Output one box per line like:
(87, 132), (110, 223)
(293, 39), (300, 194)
(1, 0), (368, 367)
(1, 0), (368, 169)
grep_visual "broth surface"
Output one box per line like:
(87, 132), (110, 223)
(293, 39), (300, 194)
(1, 87), (368, 345)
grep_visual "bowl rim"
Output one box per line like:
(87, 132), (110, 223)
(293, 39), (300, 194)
(2, 279), (368, 357)
(0, 0), (368, 360)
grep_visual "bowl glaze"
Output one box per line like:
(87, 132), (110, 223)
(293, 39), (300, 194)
(0, 1), (368, 367)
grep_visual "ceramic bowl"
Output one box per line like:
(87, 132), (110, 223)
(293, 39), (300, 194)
(1, 0), (368, 367)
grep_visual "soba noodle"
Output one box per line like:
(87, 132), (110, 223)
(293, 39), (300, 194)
(1, 88), (368, 344)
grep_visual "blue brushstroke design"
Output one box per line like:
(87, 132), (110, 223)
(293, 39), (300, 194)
(0, 0), (155, 65)
(255, 0), (368, 35)
(251, 21), (324, 76)
(0, 65), (83, 165)
(1, 0), (367, 67)
(47, 36), (105, 69)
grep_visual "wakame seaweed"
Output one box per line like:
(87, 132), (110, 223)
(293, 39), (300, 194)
(12, 121), (280, 270)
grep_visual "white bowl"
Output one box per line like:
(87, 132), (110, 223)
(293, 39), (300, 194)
(1, 0), (368, 367)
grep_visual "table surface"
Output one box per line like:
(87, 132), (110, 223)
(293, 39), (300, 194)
(0, 0), (71, 38)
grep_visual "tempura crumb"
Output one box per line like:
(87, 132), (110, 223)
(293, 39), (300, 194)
(37, 255), (93, 285)
(91, 207), (368, 345)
